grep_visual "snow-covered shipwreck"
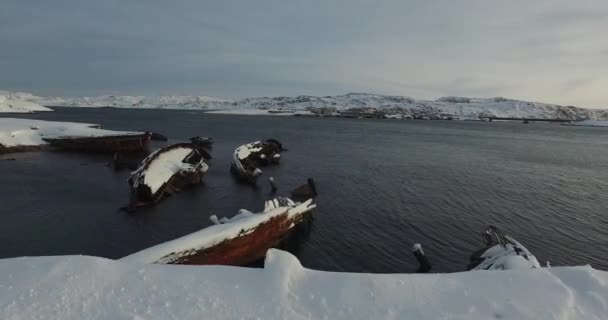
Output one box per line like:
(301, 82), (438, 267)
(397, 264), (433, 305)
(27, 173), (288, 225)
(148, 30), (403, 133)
(231, 139), (285, 183)
(412, 225), (541, 273)
(128, 142), (212, 209)
(121, 197), (316, 265)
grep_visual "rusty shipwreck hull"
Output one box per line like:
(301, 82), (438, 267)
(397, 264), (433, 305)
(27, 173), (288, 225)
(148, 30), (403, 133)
(120, 198), (316, 266)
(169, 209), (311, 265)
(43, 132), (151, 153)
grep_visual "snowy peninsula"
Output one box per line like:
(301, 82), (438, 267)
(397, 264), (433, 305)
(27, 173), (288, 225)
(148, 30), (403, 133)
(0, 91), (52, 113)
(0, 118), (144, 152)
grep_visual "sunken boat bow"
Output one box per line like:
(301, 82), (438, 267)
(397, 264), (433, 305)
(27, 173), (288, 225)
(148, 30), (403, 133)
(231, 139), (285, 183)
(128, 143), (211, 208)
(120, 197), (316, 266)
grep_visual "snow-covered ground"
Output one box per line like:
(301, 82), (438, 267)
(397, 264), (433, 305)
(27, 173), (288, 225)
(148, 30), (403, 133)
(0, 249), (606, 320)
(0, 118), (143, 148)
(0, 91), (52, 113)
(10, 90), (606, 120)
(564, 120), (608, 127)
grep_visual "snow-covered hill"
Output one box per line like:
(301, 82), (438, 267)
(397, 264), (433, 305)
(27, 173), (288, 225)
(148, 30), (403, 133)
(8, 90), (608, 120)
(1, 249), (606, 320)
(0, 91), (52, 113)
(36, 94), (234, 110)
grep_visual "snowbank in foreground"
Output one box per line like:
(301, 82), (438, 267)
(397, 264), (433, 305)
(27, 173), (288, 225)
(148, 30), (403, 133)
(1, 249), (606, 320)
(0, 92), (52, 113)
(0, 118), (143, 148)
(564, 120), (608, 127)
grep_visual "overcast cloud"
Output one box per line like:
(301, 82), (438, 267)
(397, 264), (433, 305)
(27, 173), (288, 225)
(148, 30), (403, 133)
(1, 0), (607, 107)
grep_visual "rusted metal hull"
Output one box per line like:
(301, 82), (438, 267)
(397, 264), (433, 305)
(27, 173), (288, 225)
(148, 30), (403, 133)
(167, 211), (312, 266)
(0, 144), (47, 154)
(129, 170), (205, 209)
(230, 163), (258, 184)
(44, 133), (151, 153)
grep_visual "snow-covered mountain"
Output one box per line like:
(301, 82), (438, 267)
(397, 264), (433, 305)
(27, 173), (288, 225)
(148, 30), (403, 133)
(231, 93), (608, 120)
(6, 90), (608, 120)
(35, 94), (235, 110)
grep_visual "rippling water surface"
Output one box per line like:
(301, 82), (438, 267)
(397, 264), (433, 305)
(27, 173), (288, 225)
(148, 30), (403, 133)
(1, 107), (607, 272)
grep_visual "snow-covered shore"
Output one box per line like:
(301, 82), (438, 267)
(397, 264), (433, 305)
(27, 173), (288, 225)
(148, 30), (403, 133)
(0, 91), (52, 113)
(0, 118), (143, 150)
(564, 120), (608, 127)
(0, 249), (606, 320)
(7, 89), (608, 120)
(205, 109), (308, 116)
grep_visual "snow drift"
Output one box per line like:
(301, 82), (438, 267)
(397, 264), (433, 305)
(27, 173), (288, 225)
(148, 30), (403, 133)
(0, 249), (606, 320)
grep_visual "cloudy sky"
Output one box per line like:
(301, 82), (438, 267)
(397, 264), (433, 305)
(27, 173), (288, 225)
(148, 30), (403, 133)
(1, 0), (607, 107)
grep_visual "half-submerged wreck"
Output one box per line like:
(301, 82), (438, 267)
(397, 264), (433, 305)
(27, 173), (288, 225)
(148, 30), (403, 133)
(467, 226), (541, 270)
(128, 143), (211, 209)
(412, 226), (541, 273)
(190, 136), (214, 148)
(120, 197), (316, 265)
(43, 130), (151, 153)
(231, 139), (285, 183)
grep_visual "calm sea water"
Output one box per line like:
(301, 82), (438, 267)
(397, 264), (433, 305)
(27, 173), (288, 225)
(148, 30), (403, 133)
(1, 107), (607, 272)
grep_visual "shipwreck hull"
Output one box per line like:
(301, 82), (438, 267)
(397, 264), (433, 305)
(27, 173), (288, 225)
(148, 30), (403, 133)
(467, 226), (541, 270)
(128, 142), (211, 208)
(231, 139), (285, 184)
(121, 198), (316, 266)
(168, 210), (312, 265)
(44, 133), (151, 153)
(0, 144), (47, 154)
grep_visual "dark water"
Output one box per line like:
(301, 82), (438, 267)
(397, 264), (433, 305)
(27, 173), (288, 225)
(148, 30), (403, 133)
(1, 107), (608, 272)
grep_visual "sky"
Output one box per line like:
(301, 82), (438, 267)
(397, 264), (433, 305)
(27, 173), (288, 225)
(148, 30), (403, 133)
(1, 0), (607, 107)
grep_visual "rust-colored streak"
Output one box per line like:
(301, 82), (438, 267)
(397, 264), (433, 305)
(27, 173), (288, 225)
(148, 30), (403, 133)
(166, 211), (308, 266)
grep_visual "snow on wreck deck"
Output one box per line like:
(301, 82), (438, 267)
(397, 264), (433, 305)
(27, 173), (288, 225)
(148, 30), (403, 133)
(1, 249), (607, 320)
(121, 198), (315, 264)
(138, 146), (199, 195)
(0, 118), (144, 152)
